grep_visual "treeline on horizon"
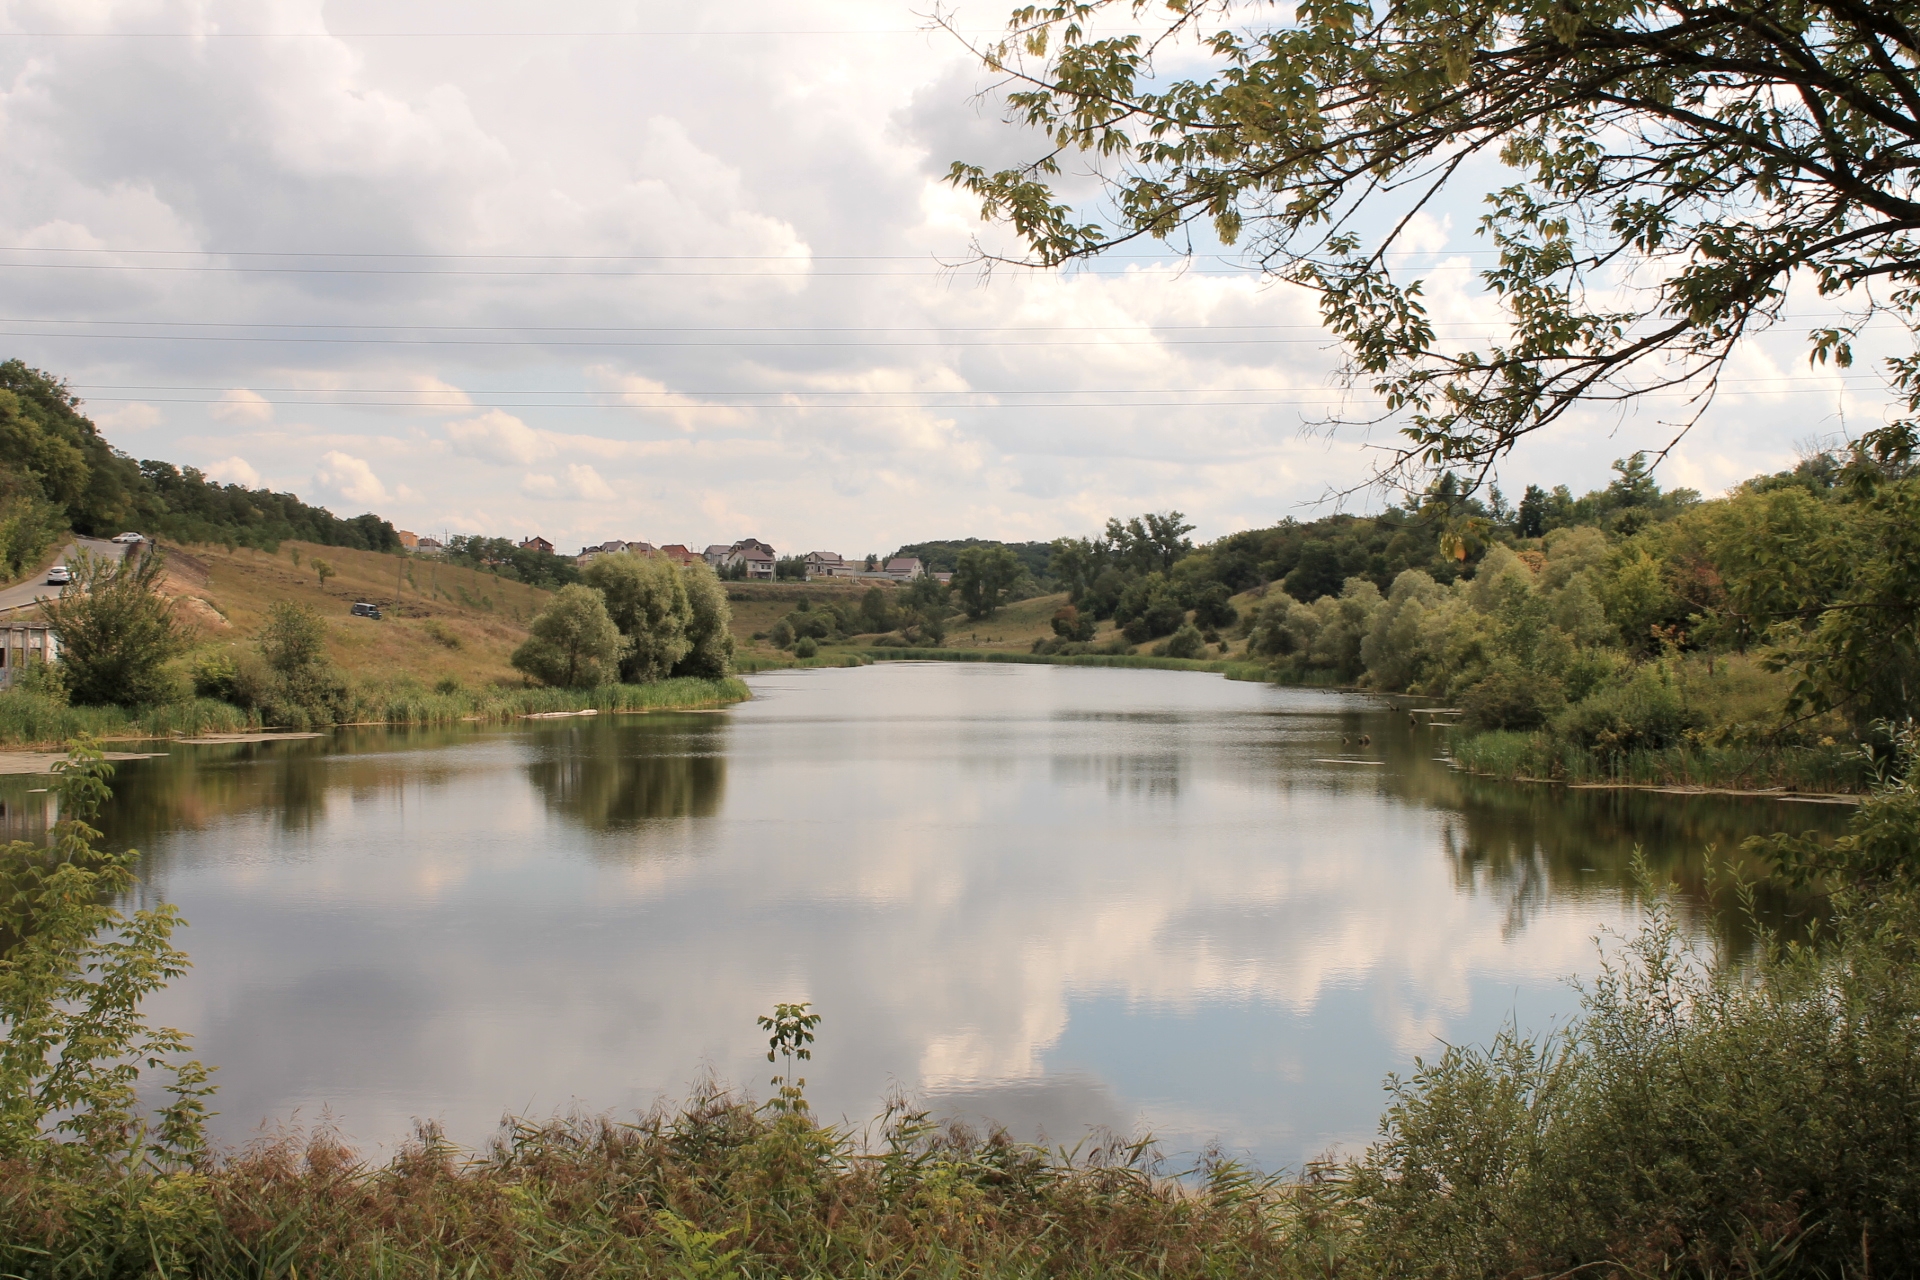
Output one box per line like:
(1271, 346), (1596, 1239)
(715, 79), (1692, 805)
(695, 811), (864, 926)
(0, 362), (400, 575)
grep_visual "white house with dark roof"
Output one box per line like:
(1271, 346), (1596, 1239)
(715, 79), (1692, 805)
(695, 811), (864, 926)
(882, 556), (925, 581)
(726, 543), (777, 579)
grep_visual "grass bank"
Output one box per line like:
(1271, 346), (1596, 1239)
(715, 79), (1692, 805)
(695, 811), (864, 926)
(1451, 726), (1872, 795)
(859, 646), (1275, 680)
(0, 677), (750, 747)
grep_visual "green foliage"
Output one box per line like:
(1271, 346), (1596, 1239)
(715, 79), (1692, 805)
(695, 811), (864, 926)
(0, 740), (213, 1174)
(673, 564), (736, 680)
(792, 635), (818, 659)
(42, 548), (184, 707)
(1158, 622), (1207, 660)
(236, 602), (352, 728)
(1353, 857), (1920, 1275)
(756, 1001), (820, 1116)
(1050, 603), (1094, 641)
(439, 536), (579, 588)
(511, 584), (627, 690)
(952, 544), (1022, 619)
(583, 553), (689, 682)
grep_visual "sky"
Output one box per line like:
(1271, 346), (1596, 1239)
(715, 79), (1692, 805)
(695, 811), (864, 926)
(0, 0), (1896, 556)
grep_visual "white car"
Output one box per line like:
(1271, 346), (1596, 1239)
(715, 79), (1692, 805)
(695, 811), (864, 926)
(111, 532), (147, 544)
(45, 564), (71, 586)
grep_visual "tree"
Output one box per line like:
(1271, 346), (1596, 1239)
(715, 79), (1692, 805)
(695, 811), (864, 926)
(511, 585), (626, 689)
(953, 545), (1022, 619)
(42, 548), (183, 706)
(312, 558), (333, 589)
(248, 600), (351, 726)
(951, 0), (1920, 477)
(582, 553), (691, 683)
(673, 563), (737, 679)
(255, 600), (328, 676)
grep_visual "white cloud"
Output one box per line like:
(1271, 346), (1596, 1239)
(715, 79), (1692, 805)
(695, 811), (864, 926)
(521, 463), (617, 503)
(0, 0), (1852, 553)
(204, 455), (261, 487)
(210, 389), (275, 425)
(446, 411), (553, 466)
(313, 451), (390, 506)
(89, 402), (162, 431)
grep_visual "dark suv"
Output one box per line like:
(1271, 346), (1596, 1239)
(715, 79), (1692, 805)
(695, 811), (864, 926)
(350, 601), (382, 620)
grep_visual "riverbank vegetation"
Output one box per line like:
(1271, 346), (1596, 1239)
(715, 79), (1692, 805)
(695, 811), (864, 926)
(2, 737), (1918, 1277)
(0, 536), (748, 746)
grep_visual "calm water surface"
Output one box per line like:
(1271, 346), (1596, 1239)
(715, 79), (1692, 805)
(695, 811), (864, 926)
(1, 664), (1850, 1168)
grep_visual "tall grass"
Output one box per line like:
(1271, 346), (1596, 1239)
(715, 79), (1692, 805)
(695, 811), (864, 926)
(0, 679), (750, 747)
(0, 693), (256, 747)
(0, 1095), (1324, 1279)
(1452, 727), (1872, 794)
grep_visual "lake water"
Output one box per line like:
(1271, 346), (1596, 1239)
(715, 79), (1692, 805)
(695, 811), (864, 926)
(1, 663), (1850, 1170)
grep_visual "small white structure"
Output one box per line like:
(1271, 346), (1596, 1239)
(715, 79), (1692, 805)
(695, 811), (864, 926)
(882, 556), (926, 581)
(0, 623), (59, 690)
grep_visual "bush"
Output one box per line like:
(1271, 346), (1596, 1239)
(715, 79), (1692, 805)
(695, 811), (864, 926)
(42, 548), (184, 706)
(1555, 666), (1704, 755)
(793, 636), (818, 659)
(1460, 667), (1566, 731)
(1159, 622), (1207, 659)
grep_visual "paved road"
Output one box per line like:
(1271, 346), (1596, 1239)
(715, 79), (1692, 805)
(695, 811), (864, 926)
(0, 538), (129, 615)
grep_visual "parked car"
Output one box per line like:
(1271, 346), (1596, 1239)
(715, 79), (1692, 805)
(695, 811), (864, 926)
(45, 564), (71, 586)
(350, 601), (382, 620)
(111, 532), (147, 544)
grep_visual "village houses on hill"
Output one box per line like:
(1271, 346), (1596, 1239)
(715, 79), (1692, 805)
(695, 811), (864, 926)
(478, 534), (938, 585)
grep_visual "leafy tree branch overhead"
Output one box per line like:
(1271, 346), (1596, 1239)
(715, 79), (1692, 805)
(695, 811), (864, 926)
(945, 0), (1920, 475)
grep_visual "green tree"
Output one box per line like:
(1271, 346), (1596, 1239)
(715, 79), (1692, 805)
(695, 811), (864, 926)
(247, 600), (351, 726)
(0, 741), (214, 1172)
(953, 0), (1920, 475)
(312, 558), (333, 589)
(512, 585), (626, 689)
(953, 545), (1021, 619)
(583, 553), (691, 683)
(673, 563), (737, 679)
(42, 548), (183, 706)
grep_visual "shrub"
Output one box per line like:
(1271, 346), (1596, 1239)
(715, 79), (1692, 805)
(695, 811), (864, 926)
(1555, 666), (1704, 756)
(1460, 667), (1566, 731)
(793, 636), (818, 659)
(42, 547), (184, 706)
(1160, 622), (1207, 659)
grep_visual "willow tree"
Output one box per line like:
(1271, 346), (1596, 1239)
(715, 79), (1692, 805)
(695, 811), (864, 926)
(950, 0), (1920, 474)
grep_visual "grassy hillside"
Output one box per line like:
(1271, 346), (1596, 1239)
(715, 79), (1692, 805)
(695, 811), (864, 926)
(160, 540), (556, 689)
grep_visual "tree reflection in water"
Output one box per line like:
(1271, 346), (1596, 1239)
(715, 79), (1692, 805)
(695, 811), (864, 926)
(522, 717), (726, 831)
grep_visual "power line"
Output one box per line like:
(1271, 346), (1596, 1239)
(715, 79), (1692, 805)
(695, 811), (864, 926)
(0, 245), (1503, 261)
(0, 262), (1289, 278)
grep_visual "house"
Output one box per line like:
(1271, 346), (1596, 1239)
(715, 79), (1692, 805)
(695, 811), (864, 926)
(0, 623), (58, 690)
(934, 571), (954, 585)
(658, 544), (701, 567)
(520, 536), (554, 555)
(702, 544), (733, 568)
(882, 556), (926, 581)
(802, 551), (848, 579)
(415, 537), (446, 557)
(396, 529), (419, 550)
(627, 541), (658, 556)
(726, 544), (776, 579)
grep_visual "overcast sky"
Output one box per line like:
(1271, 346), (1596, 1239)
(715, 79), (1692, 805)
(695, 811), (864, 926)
(0, 0), (1891, 555)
